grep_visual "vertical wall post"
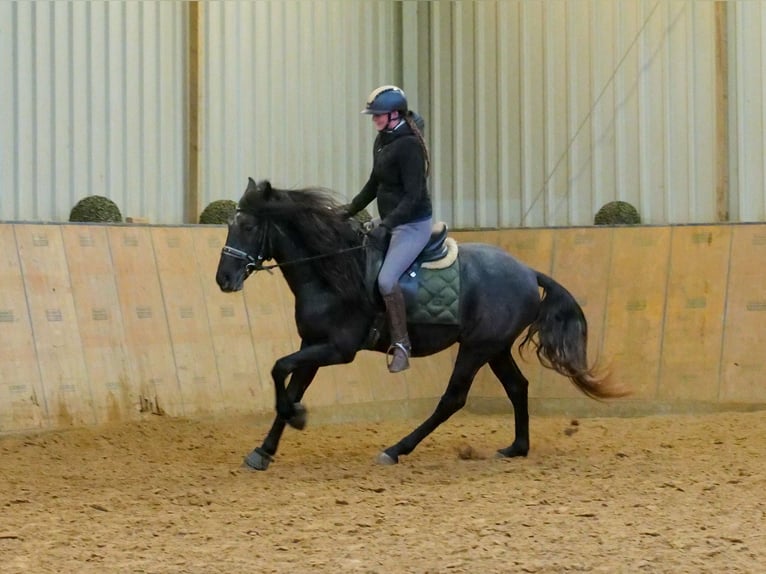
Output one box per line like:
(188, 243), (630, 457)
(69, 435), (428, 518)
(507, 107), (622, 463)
(186, 1), (202, 224)
(401, 2), (431, 119)
(714, 1), (729, 222)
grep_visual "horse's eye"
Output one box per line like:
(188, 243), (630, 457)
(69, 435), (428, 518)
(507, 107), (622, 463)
(242, 223), (256, 233)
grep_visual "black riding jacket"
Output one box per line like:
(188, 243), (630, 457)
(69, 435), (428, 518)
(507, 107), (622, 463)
(348, 121), (433, 229)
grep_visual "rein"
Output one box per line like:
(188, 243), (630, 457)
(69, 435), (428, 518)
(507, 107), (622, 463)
(251, 244), (366, 273)
(221, 208), (370, 275)
(221, 235), (367, 275)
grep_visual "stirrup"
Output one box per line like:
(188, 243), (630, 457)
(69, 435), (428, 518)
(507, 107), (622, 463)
(386, 342), (410, 372)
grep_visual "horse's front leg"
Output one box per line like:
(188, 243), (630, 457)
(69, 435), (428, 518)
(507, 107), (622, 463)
(272, 342), (353, 429)
(243, 364), (318, 471)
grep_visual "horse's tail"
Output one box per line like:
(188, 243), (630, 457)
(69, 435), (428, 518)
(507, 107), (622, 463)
(519, 272), (628, 400)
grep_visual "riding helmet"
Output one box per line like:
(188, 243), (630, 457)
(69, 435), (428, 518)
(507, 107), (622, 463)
(361, 85), (408, 115)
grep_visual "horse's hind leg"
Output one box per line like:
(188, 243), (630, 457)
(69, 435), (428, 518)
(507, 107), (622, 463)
(242, 365), (318, 471)
(378, 346), (487, 465)
(489, 351), (530, 458)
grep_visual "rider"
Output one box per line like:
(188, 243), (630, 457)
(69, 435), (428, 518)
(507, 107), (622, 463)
(341, 85), (434, 373)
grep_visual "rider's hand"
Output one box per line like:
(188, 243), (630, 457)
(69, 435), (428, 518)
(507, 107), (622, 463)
(366, 223), (390, 248)
(336, 205), (354, 220)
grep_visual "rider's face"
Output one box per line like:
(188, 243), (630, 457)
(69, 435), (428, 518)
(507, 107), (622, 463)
(372, 110), (399, 131)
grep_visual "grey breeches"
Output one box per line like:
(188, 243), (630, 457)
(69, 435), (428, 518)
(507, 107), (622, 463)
(377, 218), (433, 296)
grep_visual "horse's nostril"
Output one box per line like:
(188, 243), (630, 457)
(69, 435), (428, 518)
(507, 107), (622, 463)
(216, 272), (230, 291)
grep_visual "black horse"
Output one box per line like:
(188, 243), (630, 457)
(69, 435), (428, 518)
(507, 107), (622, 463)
(216, 178), (625, 470)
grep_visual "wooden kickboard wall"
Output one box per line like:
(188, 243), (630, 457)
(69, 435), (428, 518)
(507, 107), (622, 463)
(1, 222), (765, 434)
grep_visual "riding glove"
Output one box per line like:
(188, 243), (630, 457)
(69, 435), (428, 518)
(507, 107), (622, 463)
(366, 223), (390, 248)
(337, 205), (355, 220)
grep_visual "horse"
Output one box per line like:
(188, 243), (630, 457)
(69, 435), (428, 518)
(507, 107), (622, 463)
(215, 178), (626, 470)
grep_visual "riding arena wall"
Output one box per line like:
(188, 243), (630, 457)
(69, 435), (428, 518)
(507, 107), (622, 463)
(1, 222), (764, 436)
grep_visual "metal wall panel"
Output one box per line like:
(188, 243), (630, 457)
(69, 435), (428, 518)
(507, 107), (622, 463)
(3, 1), (765, 228)
(199, 1), (400, 213)
(731, 2), (766, 222)
(0, 1), (186, 223)
(425, 0), (719, 227)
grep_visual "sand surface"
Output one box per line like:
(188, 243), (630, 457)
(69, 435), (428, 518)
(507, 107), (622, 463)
(1, 409), (764, 573)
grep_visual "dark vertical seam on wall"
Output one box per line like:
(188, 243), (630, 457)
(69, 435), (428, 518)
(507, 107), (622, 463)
(150, 229), (186, 416)
(655, 227), (673, 399)
(716, 228), (734, 400)
(14, 226), (51, 426)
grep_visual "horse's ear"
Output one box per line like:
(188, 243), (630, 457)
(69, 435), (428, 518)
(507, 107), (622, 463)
(256, 180), (274, 198)
(247, 177), (257, 191)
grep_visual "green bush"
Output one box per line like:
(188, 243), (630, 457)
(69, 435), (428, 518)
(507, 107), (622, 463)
(199, 199), (237, 224)
(69, 196), (123, 223)
(594, 201), (641, 225)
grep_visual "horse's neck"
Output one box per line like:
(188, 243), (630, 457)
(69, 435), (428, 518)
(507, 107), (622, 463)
(280, 266), (328, 300)
(271, 223), (366, 307)
(272, 242), (329, 300)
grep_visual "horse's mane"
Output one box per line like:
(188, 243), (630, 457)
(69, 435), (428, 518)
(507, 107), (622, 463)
(239, 181), (368, 305)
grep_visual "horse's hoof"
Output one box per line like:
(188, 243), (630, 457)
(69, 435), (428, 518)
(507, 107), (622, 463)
(376, 451), (398, 465)
(495, 444), (529, 459)
(287, 403), (307, 430)
(242, 447), (273, 471)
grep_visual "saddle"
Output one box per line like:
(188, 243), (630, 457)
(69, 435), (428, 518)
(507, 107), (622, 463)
(416, 222), (451, 264)
(364, 223), (460, 347)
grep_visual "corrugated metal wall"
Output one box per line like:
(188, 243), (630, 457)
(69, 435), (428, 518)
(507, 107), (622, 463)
(424, 0), (719, 227)
(199, 1), (401, 211)
(731, 1), (766, 222)
(3, 1), (766, 227)
(0, 1), (187, 223)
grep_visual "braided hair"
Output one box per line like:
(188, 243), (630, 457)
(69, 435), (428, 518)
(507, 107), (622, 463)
(404, 112), (431, 177)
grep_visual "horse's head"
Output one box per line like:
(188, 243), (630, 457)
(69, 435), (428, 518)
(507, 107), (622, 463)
(216, 178), (369, 303)
(215, 178), (274, 292)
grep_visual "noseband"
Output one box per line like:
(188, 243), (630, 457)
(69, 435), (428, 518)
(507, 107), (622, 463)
(221, 217), (273, 277)
(221, 245), (262, 275)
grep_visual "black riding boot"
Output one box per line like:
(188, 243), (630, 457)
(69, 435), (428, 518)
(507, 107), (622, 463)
(382, 287), (411, 373)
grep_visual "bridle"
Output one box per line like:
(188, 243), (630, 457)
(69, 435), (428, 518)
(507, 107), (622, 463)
(220, 214), (273, 277)
(221, 244), (265, 275)
(220, 214), (366, 276)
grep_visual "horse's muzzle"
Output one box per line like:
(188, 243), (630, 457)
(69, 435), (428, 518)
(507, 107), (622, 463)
(216, 267), (245, 292)
(217, 245), (258, 292)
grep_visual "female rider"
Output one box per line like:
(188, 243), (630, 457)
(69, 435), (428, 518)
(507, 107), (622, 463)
(341, 85), (433, 373)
